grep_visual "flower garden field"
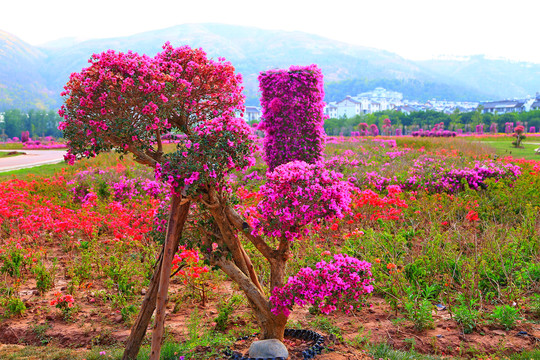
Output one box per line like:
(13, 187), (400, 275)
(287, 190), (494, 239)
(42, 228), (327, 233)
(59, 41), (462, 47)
(0, 136), (539, 360)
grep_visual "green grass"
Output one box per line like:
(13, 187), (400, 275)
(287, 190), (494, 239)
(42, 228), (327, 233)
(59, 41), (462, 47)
(476, 140), (540, 160)
(0, 162), (68, 179)
(367, 343), (540, 360)
(0, 151), (24, 158)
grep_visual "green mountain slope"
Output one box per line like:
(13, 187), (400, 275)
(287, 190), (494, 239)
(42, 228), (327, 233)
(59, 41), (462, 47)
(0, 30), (56, 110)
(0, 24), (538, 111)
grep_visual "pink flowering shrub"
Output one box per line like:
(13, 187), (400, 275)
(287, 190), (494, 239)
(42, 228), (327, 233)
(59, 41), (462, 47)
(252, 161), (353, 241)
(156, 116), (258, 196)
(270, 253), (374, 316)
(58, 42), (245, 166)
(369, 124), (379, 136)
(476, 124), (484, 135)
(258, 65), (326, 171)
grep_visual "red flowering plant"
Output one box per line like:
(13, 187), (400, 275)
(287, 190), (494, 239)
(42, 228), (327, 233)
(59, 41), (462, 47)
(171, 246), (211, 306)
(50, 291), (75, 320)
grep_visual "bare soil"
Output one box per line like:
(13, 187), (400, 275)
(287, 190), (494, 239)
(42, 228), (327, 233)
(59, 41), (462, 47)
(0, 279), (539, 359)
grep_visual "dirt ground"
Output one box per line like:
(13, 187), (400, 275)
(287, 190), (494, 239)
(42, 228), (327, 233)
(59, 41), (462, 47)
(0, 278), (539, 359)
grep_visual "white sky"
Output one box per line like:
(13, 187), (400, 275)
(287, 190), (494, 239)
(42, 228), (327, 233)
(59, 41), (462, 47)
(2, 0), (540, 63)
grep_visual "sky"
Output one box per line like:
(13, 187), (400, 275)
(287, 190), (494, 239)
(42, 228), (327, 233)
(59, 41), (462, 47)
(2, 0), (540, 63)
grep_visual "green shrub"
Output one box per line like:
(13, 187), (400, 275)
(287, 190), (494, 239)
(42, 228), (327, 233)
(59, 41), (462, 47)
(491, 305), (520, 330)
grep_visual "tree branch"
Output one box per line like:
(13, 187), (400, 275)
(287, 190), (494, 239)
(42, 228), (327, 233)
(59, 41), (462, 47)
(224, 206), (274, 261)
(213, 255), (270, 315)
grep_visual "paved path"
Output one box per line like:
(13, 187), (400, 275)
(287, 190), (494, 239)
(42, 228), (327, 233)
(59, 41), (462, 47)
(0, 150), (67, 172)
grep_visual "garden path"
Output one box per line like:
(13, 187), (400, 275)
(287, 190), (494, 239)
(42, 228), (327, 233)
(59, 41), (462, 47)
(0, 150), (66, 172)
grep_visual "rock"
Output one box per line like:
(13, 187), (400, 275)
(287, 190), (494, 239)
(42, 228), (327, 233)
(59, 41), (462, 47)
(141, 289), (146, 295)
(114, 315), (124, 323)
(249, 339), (289, 359)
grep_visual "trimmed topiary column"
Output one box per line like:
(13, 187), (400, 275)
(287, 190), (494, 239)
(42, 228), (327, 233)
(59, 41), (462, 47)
(258, 65), (326, 171)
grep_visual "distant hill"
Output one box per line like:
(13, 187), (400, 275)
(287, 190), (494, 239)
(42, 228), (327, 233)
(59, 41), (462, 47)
(417, 56), (540, 100)
(0, 24), (539, 111)
(0, 30), (56, 110)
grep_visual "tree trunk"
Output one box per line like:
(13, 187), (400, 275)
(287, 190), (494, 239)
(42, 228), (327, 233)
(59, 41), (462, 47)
(255, 310), (288, 340)
(122, 249), (163, 360)
(122, 196), (190, 360)
(150, 195), (190, 360)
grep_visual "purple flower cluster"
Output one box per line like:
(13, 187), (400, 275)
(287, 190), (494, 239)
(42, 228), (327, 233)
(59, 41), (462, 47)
(476, 124), (484, 135)
(411, 130), (457, 137)
(23, 141), (67, 149)
(270, 253), (374, 316)
(258, 65), (326, 171)
(371, 139), (397, 148)
(369, 124), (379, 137)
(156, 116), (258, 196)
(359, 157), (522, 193)
(252, 161), (352, 241)
(68, 167), (168, 203)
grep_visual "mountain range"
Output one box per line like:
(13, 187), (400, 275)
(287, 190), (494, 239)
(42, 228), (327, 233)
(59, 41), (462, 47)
(1, 23), (539, 111)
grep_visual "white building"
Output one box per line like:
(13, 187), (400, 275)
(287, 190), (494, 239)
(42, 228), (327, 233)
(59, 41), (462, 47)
(325, 88), (402, 118)
(245, 106), (261, 121)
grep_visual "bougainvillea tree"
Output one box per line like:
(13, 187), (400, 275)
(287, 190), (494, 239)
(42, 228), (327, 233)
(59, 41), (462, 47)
(60, 46), (371, 358)
(513, 125), (526, 148)
(382, 118), (392, 136)
(370, 123), (379, 136)
(475, 124), (484, 135)
(258, 65), (326, 171)
(358, 122), (368, 136)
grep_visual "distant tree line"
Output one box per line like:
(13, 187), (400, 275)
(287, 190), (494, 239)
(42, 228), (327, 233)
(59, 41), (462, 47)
(324, 109), (540, 136)
(0, 109), (63, 140)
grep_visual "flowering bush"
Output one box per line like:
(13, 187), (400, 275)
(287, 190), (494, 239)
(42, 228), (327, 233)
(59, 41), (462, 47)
(476, 124), (484, 135)
(21, 131), (29, 143)
(252, 161), (353, 241)
(513, 125), (526, 148)
(58, 42), (244, 166)
(359, 157), (521, 193)
(50, 291), (75, 319)
(156, 116), (257, 195)
(369, 124), (379, 136)
(258, 65), (326, 171)
(270, 253), (374, 316)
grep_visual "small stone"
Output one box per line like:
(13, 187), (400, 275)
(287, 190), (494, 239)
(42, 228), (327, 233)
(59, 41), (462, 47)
(114, 315), (123, 323)
(249, 339), (289, 359)
(141, 289), (146, 295)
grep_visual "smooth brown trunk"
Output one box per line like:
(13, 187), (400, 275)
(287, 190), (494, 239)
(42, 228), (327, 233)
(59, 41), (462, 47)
(122, 249), (163, 360)
(253, 305), (288, 341)
(150, 195), (190, 360)
(122, 196), (190, 360)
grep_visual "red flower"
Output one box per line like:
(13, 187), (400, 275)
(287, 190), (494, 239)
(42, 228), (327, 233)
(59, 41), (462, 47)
(466, 210), (479, 222)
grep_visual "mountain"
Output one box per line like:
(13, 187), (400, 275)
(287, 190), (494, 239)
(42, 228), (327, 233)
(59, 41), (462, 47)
(0, 24), (539, 111)
(417, 56), (540, 100)
(0, 30), (56, 110)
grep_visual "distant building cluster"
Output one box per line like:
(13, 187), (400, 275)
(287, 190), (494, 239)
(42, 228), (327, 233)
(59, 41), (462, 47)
(242, 89), (540, 122)
(480, 93), (540, 114)
(324, 87), (479, 118)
